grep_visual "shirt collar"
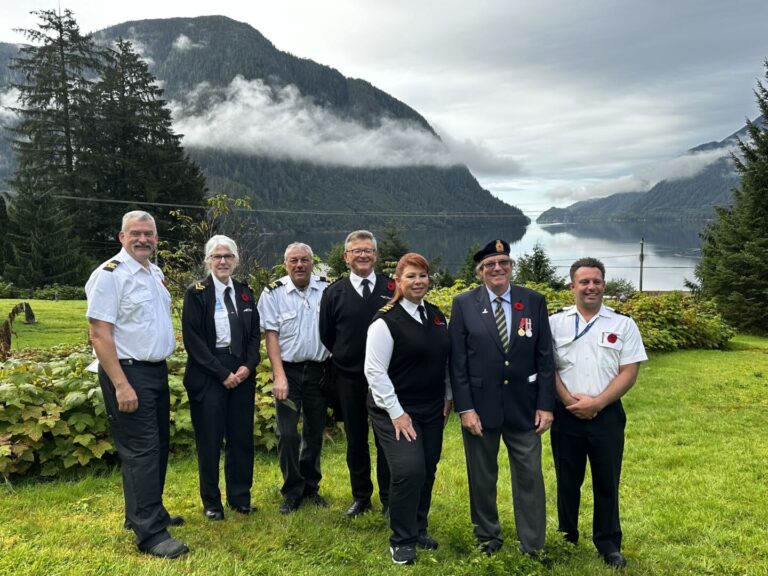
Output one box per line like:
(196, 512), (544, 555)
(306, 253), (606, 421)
(211, 274), (234, 295)
(283, 274), (319, 294)
(485, 285), (511, 304)
(350, 271), (376, 289)
(399, 298), (424, 316)
(567, 304), (610, 320)
(117, 248), (150, 275)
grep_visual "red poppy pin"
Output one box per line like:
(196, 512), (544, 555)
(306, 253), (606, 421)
(514, 302), (524, 310)
(607, 333), (618, 344)
(241, 292), (250, 302)
(433, 316), (443, 327)
(387, 281), (395, 291)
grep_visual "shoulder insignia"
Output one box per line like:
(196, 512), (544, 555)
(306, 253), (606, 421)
(614, 310), (632, 318)
(377, 304), (394, 314)
(318, 276), (328, 283)
(266, 280), (284, 292)
(549, 307), (565, 316)
(195, 282), (206, 291)
(102, 259), (120, 272)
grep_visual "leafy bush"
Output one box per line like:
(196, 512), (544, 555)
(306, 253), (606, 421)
(0, 341), (278, 479)
(32, 284), (86, 300)
(0, 282), (23, 299)
(614, 291), (734, 351)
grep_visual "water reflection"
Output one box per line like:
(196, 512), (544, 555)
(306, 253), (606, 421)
(249, 220), (704, 290)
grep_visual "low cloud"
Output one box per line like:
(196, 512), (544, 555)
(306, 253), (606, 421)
(171, 75), (469, 169)
(545, 147), (733, 203)
(438, 130), (524, 177)
(0, 88), (20, 123)
(172, 34), (205, 51)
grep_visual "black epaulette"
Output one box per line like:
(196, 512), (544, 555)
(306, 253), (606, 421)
(549, 307), (565, 316)
(614, 310), (632, 318)
(266, 280), (284, 292)
(102, 259), (120, 272)
(318, 276), (328, 283)
(377, 304), (394, 314)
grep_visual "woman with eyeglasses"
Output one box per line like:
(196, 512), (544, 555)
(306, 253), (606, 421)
(364, 253), (452, 565)
(181, 235), (261, 520)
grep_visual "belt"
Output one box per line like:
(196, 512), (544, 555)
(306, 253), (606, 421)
(118, 359), (166, 367)
(215, 347), (235, 355)
(283, 360), (326, 367)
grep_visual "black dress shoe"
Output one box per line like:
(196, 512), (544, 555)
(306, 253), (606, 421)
(143, 537), (189, 559)
(390, 545), (417, 565)
(168, 515), (185, 527)
(303, 493), (329, 508)
(230, 505), (256, 515)
(416, 534), (438, 550)
(345, 499), (371, 518)
(204, 509), (225, 521)
(279, 497), (301, 515)
(478, 539), (503, 556)
(603, 551), (627, 568)
(563, 531), (578, 545)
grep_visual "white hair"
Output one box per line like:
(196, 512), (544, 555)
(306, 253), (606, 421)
(205, 235), (239, 261)
(121, 210), (155, 232)
(284, 242), (314, 261)
(344, 229), (377, 251)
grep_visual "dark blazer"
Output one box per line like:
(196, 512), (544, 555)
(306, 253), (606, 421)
(182, 275), (261, 402)
(449, 284), (555, 431)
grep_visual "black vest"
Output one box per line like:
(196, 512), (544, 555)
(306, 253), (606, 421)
(375, 301), (450, 411)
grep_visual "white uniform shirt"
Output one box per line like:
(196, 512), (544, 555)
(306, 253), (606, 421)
(257, 275), (330, 363)
(549, 304), (647, 397)
(365, 299), (452, 420)
(349, 271), (377, 297)
(85, 248), (176, 362)
(211, 274), (237, 348)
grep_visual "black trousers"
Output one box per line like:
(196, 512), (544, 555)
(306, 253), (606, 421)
(551, 400), (626, 554)
(369, 396), (444, 547)
(276, 361), (328, 500)
(335, 368), (390, 505)
(189, 352), (255, 511)
(99, 361), (171, 550)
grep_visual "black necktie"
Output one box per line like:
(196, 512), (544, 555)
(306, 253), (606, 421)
(417, 304), (428, 325)
(361, 278), (372, 299)
(224, 286), (243, 358)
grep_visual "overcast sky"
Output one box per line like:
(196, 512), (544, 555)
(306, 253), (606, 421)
(3, 0), (767, 215)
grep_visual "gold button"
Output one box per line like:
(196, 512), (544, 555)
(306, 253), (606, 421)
(503, 379), (509, 385)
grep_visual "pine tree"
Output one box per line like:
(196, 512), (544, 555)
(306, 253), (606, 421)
(696, 61), (768, 334)
(8, 9), (102, 199)
(5, 175), (90, 288)
(513, 243), (566, 289)
(80, 38), (206, 259)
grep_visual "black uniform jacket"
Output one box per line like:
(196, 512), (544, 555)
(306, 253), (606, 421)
(449, 284), (555, 431)
(182, 275), (261, 403)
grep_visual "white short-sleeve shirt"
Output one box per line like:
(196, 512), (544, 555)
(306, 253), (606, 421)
(85, 248), (176, 362)
(257, 275), (330, 363)
(549, 304), (647, 397)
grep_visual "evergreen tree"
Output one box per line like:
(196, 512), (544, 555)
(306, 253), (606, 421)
(80, 38), (206, 259)
(8, 9), (102, 199)
(513, 242), (567, 289)
(5, 175), (90, 287)
(378, 225), (410, 273)
(696, 61), (768, 334)
(0, 194), (8, 277)
(457, 242), (481, 285)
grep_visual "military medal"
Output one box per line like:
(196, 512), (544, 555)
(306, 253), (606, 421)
(525, 318), (533, 338)
(517, 317), (526, 337)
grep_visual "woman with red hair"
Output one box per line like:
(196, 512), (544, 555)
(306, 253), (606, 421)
(364, 253), (452, 565)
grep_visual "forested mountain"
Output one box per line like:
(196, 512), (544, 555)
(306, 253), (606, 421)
(1, 15), (525, 233)
(537, 117), (764, 224)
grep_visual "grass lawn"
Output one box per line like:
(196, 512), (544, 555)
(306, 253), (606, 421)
(1, 299), (89, 350)
(1, 334), (767, 575)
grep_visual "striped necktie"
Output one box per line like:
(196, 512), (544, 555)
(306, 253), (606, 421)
(494, 296), (509, 352)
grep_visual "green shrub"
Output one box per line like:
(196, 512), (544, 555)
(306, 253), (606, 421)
(0, 341), (278, 479)
(0, 282), (22, 299)
(32, 284), (87, 300)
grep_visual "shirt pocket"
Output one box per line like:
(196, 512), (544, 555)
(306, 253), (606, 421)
(278, 311), (299, 336)
(121, 288), (154, 323)
(599, 331), (624, 351)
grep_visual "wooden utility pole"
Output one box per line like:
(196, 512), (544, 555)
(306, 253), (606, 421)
(639, 237), (645, 291)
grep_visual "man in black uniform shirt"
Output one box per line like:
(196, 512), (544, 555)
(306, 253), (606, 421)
(319, 230), (393, 517)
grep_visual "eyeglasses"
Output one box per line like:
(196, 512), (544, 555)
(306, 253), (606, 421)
(287, 257), (312, 265)
(481, 259), (512, 270)
(209, 254), (235, 262)
(345, 248), (376, 256)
